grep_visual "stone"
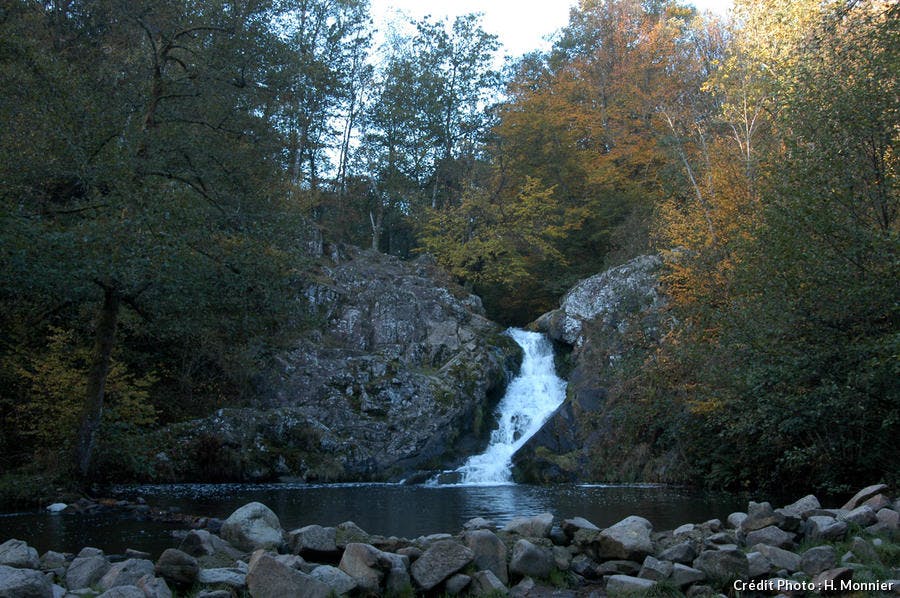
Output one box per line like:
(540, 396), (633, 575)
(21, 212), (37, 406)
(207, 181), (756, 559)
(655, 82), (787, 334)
(806, 516), (848, 541)
(136, 575), (172, 598)
(0, 564), (53, 598)
(638, 556), (673, 581)
(196, 591), (231, 598)
(673, 523), (696, 537)
(741, 502), (785, 532)
(287, 525), (338, 556)
(410, 539), (473, 591)
(471, 569), (508, 595)
(841, 484), (888, 511)
(502, 513), (554, 538)
(463, 529), (508, 584)
(726, 513), (747, 529)
(561, 517), (600, 539)
(781, 495), (821, 518)
(702, 519), (722, 533)
(552, 546), (571, 571)
(197, 568), (246, 588)
(338, 543), (384, 593)
(178, 530), (242, 560)
(658, 541), (697, 565)
(385, 564), (411, 595)
(706, 531), (737, 545)
(98, 559), (155, 591)
(66, 555), (111, 590)
(0, 539), (39, 569)
(509, 539), (553, 580)
(862, 494), (892, 512)
(96, 587), (144, 598)
(246, 550), (331, 598)
(773, 509), (803, 533)
(45, 503), (68, 513)
(595, 560), (642, 576)
(462, 517), (495, 531)
(801, 545), (837, 576)
(76, 547), (103, 558)
(335, 521), (370, 547)
(671, 563), (706, 588)
(123, 549), (150, 560)
(595, 516), (654, 561)
(812, 567), (853, 592)
(745, 525), (795, 549)
(850, 536), (880, 564)
(569, 555), (603, 580)
(155, 549), (198, 587)
(693, 548), (749, 581)
(220, 502), (283, 552)
(747, 552), (771, 578)
(444, 573), (471, 595)
(752, 544), (801, 572)
(606, 574), (656, 593)
(874, 508), (899, 531)
(309, 565), (357, 595)
(839, 505), (878, 527)
(39, 551), (67, 573)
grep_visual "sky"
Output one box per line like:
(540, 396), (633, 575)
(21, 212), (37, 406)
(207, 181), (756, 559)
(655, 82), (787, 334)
(369, 0), (734, 58)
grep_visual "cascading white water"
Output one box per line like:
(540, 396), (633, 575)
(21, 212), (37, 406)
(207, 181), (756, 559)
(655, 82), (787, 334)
(455, 328), (567, 485)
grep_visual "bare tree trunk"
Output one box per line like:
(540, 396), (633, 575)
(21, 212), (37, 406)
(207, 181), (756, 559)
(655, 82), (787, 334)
(74, 285), (120, 479)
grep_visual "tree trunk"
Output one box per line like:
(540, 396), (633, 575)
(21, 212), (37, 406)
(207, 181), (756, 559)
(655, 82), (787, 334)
(74, 285), (120, 479)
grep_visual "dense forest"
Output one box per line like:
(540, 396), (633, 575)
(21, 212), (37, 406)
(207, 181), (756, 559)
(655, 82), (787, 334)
(0, 0), (897, 499)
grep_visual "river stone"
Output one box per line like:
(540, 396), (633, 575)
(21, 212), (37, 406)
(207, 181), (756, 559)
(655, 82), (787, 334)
(639, 556), (673, 581)
(874, 508), (899, 532)
(502, 513), (554, 538)
(0, 564), (52, 598)
(98, 559), (155, 591)
(197, 568), (246, 588)
(658, 541), (697, 565)
(472, 569), (508, 594)
(155, 549), (198, 587)
(463, 529), (508, 584)
(839, 506), (878, 527)
(552, 546), (571, 571)
(801, 545), (837, 576)
(410, 540), (473, 591)
(338, 543), (384, 592)
(136, 575), (172, 598)
(745, 525), (795, 549)
(335, 521), (370, 547)
(671, 563), (706, 588)
(741, 502), (784, 533)
(179, 530), (242, 560)
(747, 552), (772, 578)
(850, 537), (879, 563)
(570, 555), (603, 580)
(309, 565), (357, 595)
(812, 566), (853, 591)
(96, 586), (145, 598)
(77, 547), (103, 558)
(606, 574), (656, 594)
(726, 512), (747, 530)
(39, 551), (67, 573)
(463, 517), (495, 531)
(596, 560), (642, 577)
(66, 555), (111, 590)
(561, 517), (600, 540)
(445, 573), (471, 595)
(782, 495), (821, 518)
(220, 502), (283, 552)
(595, 516), (654, 561)
(287, 525), (338, 556)
(246, 550), (331, 598)
(862, 494), (892, 511)
(693, 548), (749, 581)
(806, 516), (848, 541)
(509, 539), (553, 580)
(842, 484), (888, 511)
(0, 540), (39, 570)
(752, 544), (801, 572)
(196, 591), (231, 598)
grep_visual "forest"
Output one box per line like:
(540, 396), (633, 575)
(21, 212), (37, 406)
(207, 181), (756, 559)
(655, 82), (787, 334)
(0, 0), (897, 500)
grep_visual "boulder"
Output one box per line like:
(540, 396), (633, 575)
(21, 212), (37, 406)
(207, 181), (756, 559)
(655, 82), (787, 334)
(849, 537), (879, 564)
(502, 513), (554, 538)
(747, 552), (771, 578)
(745, 526), (795, 549)
(839, 506), (878, 527)
(638, 556), (673, 581)
(812, 567), (853, 592)
(463, 529), (508, 584)
(0, 540), (39, 570)
(872, 508), (899, 533)
(508, 540), (553, 580)
(693, 548), (749, 581)
(781, 495), (821, 518)
(288, 525), (338, 557)
(726, 513), (747, 530)
(801, 545), (837, 576)
(561, 517), (600, 540)
(471, 569), (508, 595)
(752, 544), (801, 573)
(595, 516), (654, 561)
(841, 484), (888, 511)
(96, 587), (145, 598)
(741, 502), (784, 533)
(246, 550), (331, 598)
(410, 540), (473, 591)
(462, 517), (495, 531)
(670, 563), (706, 588)
(154, 549), (198, 588)
(570, 555), (603, 580)
(220, 502), (283, 552)
(606, 574), (656, 594)
(0, 564), (53, 598)
(658, 541), (697, 565)
(309, 565), (357, 595)
(136, 575), (172, 598)
(196, 568), (246, 588)
(335, 521), (370, 548)
(805, 516), (848, 541)
(338, 543), (384, 593)
(98, 559), (155, 591)
(444, 573), (471, 595)
(65, 554), (111, 590)
(179, 530), (242, 560)
(862, 494), (892, 512)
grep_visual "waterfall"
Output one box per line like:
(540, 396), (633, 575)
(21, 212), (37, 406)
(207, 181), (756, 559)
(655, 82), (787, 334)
(454, 328), (567, 485)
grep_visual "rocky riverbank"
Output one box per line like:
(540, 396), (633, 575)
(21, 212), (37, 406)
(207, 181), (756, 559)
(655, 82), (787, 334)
(1, 484), (899, 597)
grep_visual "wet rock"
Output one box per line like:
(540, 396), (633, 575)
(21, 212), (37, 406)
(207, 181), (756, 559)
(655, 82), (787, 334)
(98, 559), (155, 591)
(595, 516), (654, 561)
(309, 565), (357, 595)
(509, 539), (553, 580)
(841, 484), (888, 511)
(410, 540), (473, 591)
(246, 551), (331, 598)
(606, 574), (656, 594)
(0, 564), (53, 598)
(0, 539), (39, 569)
(801, 545), (837, 576)
(220, 502), (283, 552)
(502, 513), (554, 538)
(155, 549), (198, 588)
(463, 529), (508, 584)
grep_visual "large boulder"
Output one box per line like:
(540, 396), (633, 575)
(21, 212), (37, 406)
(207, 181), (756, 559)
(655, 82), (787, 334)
(0, 540), (39, 570)
(309, 565), (357, 595)
(155, 549), (199, 588)
(595, 516), (654, 561)
(410, 540), (473, 591)
(66, 554), (111, 590)
(693, 548), (749, 581)
(508, 540), (554, 580)
(463, 529), (508, 584)
(220, 502), (284, 552)
(338, 543), (386, 593)
(0, 564), (52, 598)
(246, 551), (331, 598)
(502, 513), (553, 538)
(287, 525), (338, 557)
(98, 559), (156, 591)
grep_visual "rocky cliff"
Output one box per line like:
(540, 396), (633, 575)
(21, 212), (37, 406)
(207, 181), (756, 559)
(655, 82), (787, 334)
(512, 254), (674, 483)
(150, 245), (521, 482)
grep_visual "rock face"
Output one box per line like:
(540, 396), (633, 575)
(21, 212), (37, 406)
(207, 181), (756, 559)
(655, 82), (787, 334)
(151, 248), (521, 482)
(514, 254), (672, 483)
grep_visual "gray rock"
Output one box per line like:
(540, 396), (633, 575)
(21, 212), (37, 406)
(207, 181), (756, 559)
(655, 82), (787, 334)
(338, 543), (384, 593)
(850, 536), (880, 563)
(444, 573), (471, 595)
(196, 568), (246, 588)
(595, 560), (642, 577)
(812, 566), (853, 591)
(0, 564), (53, 598)
(463, 529), (508, 584)
(671, 563), (706, 588)
(502, 513), (554, 538)
(76, 548), (103, 558)
(552, 546), (571, 571)
(606, 574), (656, 593)
(658, 541), (697, 564)
(801, 545), (837, 576)
(0, 540), (39, 569)
(246, 551), (331, 598)
(569, 555), (603, 580)
(873, 508), (899, 532)
(561, 517), (600, 539)
(462, 517), (495, 531)
(726, 513), (747, 529)
(745, 525), (795, 549)
(747, 552), (771, 578)
(673, 523), (696, 537)
(410, 540), (473, 591)
(471, 569), (508, 595)
(509, 539), (553, 580)
(98, 559), (155, 592)
(96, 587), (144, 598)
(693, 548), (749, 581)
(195, 591), (231, 598)
(287, 525), (338, 556)
(595, 516), (654, 561)
(638, 556), (673, 581)
(136, 575), (172, 598)
(707, 531), (737, 545)
(155, 549), (198, 587)
(805, 516), (848, 541)
(752, 544), (801, 572)
(741, 502), (785, 532)
(841, 484), (888, 511)
(862, 494), (892, 511)
(123, 549), (150, 560)
(385, 564), (411, 595)
(66, 555), (110, 590)
(220, 502), (283, 552)
(309, 565), (357, 595)
(781, 495), (821, 518)
(839, 506), (878, 527)
(335, 521), (370, 548)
